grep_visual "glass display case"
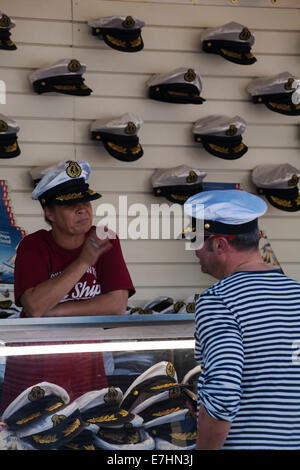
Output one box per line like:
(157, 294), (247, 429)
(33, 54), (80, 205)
(0, 314), (198, 451)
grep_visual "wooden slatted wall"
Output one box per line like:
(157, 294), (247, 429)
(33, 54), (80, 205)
(0, 0), (299, 304)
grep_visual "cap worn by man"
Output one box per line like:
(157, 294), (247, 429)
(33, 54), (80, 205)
(201, 21), (256, 65)
(193, 115), (248, 160)
(0, 114), (21, 158)
(88, 15), (145, 52)
(152, 165), (207, 204)
(252, 163), (300, 212)
(0, 12), (17, 50)
(147, 67), (206, 104)
(91, 113), (143, 162)
(29, 59), (92, 96)
(247, 72), (300, 116)
(184, 189), (267, 237)
(31, 160), (101, 207)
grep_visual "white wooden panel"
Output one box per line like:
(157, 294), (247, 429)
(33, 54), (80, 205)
(13, 20), (72, 46)
(1, 0), (72, 20)
(0, 46), (79, 69)
(1, 95), (74, 119)
(74, 97), (300, 125)
(74, 146), (300, 171)
(115, 0), (299, 7)
(73, 1), (300, 29)
(72, 47), (300, 77)
(74, 24), (300, 55)
(74, 121), (299, 148)
(0, 144), (75, 167)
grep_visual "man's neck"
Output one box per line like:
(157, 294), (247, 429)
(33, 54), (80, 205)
(50, 228), (85, 250)
(222, 251), (270, 279)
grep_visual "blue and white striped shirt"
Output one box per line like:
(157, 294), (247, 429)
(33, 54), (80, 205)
(195, 270), (300, 450)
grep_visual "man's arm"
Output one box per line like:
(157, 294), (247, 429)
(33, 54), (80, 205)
(20, 231), (112, 317)
(196, 404), (232, 450)
(43, 289), (129, 317)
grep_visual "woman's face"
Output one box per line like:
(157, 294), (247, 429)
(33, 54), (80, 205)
(44, 201), (93, 236)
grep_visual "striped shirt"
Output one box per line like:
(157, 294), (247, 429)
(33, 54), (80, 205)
(195, 270), (300, 450)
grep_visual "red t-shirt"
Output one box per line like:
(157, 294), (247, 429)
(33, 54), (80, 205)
(0, 228), (135, 412)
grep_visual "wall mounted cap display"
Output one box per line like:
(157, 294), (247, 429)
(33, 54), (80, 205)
(0, 11), (17, 50)
(252, 163), (300, 212)
(247, 71), (300, 115)
(152, 165), (207, 205)
(193, 114), (248, 160)
(147, 67), (205, 104)
(29, 59), (92, 96)
(201, 21), (256, 65)
(91, 113), (144, 162)
(88, 15), (145, 52)
(0, 113), (20, 159)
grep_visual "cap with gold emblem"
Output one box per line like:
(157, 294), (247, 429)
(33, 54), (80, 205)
(252, 163), (300, 212)
(75, 388), (137, 428)
(58, 424), (102, 450)
(91, 113), (143, 162)
(29, 58), (92, 95)
(2, 382), (70, 431)
(16, 401), (85, 450)
(193, 115), (248, 160)
(152, 165), (207, 204)
(88, 15), (145, 52)
(31, 160), (101, 207)
(146, 410), (197, 450)
(247, 72), (300, 116)
(143, 297), (175, 314)
(184, 189), (267, 235)
(201, 21), (256, 65)
(178, 294), (200, 314)
(147, 67), (205, 104)
(121, 361), (189, 413)
(0, 113), (21, 159)
(94, 424), (155, 450)
(0, 12), (17, 50)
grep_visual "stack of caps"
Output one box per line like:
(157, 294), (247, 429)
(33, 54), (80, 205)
(0, 114), (21, 159)
(0, 300), (22, 319)
(252, 163), (300, 212)
(121, 361), (196, 450)
(75, 387), (154, 450)
(147, 68), (205, 104)
(29, 59), (92, 96)
(247, 72), (300, 116)
(0, 12), (17, 50)
(201, 21), (256, 65)
(88, 16), (145, 52)
(91, 113), (143, 162)
(152, 165), (207, 204)
(193, 115), (248, 160)
(177, 294), (200, 314)
(1, 382), (85, 450)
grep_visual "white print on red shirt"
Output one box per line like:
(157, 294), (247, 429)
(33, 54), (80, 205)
(50, 266), (101, 302)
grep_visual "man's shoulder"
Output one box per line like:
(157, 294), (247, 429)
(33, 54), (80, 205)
(18, 229), (50, 250)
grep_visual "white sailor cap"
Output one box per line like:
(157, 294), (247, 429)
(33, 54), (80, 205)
(88, 15), (145, 52)
(58, 424), (102, 450)
(94, 426), (155, 450)
(252, 163), (300, 212)
(152, 165), (207, 204)
(91, 113), (143, 162)
(16, 401), (85, 450)
(184, 189), (267, 235)
(31, 160), (101, 207)
(201, 21), (256, 65)
(0, 113), (21, 159)
(121, 361), (181, 411)
(247, 72), (300, 115)
(146, 410), (197, 450)
(2, 382), (70, 431)
(0, 12), (17, 50)
(178, 294), (200, 314)
(193, 115), (248, 160)
(29, 58), (92, 96)
(147, 67), (205, 104)
(75, 387), (136, 428)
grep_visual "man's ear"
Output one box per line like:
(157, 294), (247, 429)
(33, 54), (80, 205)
(43, 206), (55, 223)
(214, 236), (230, 253)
